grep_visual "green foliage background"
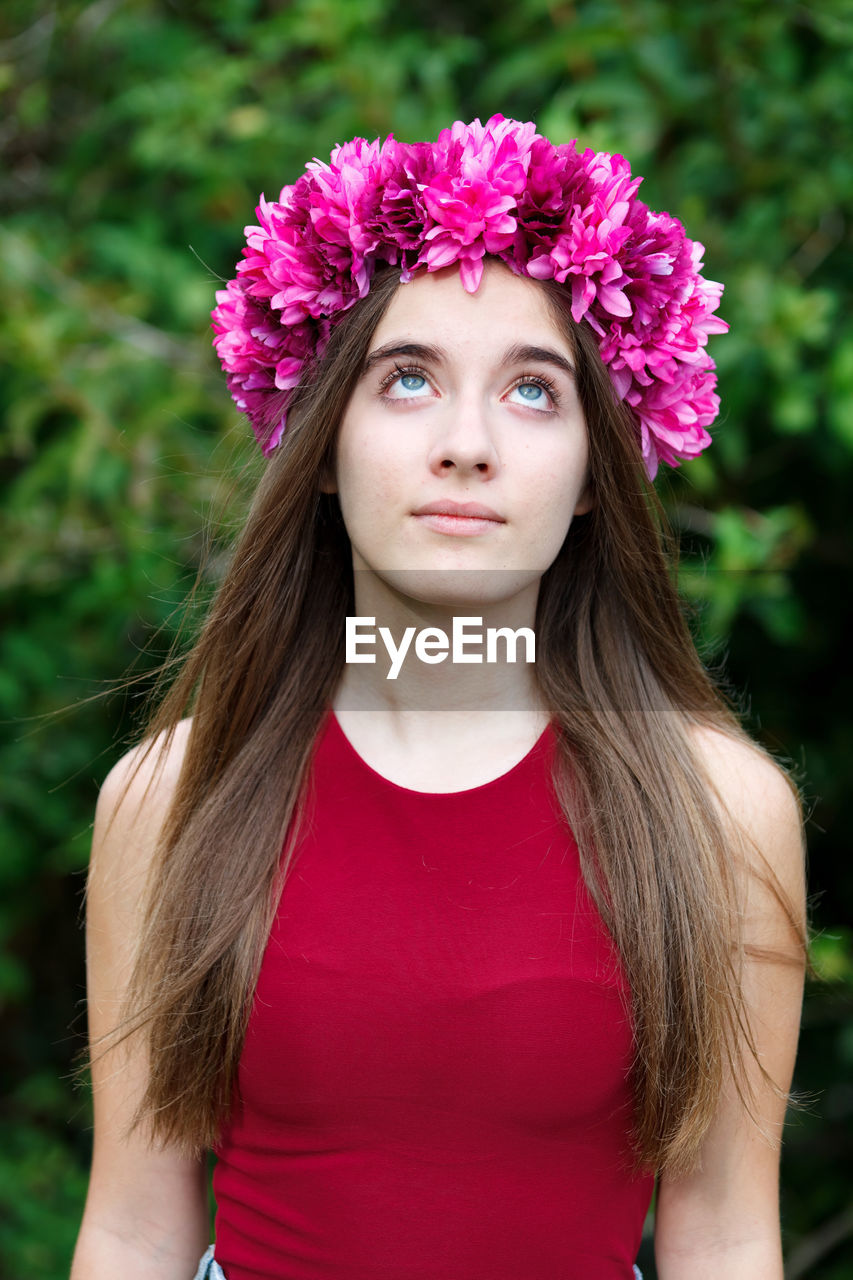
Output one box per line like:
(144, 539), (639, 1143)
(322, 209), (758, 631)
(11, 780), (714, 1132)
(1, 1), (851, 1275)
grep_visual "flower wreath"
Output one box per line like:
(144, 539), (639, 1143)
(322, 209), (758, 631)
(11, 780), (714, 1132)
(211, 114), (728, 479)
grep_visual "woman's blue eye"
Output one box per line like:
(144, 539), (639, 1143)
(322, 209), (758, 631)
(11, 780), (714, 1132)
(385, 371), (429, 399)
(510, 380), (551, 406)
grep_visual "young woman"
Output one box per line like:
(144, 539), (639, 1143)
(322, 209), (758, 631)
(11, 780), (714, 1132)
(71, 116), (808, 1280)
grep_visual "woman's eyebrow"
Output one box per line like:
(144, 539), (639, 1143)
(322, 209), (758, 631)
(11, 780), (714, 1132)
(361, 340), (576, 379)
(362, 342), (443, 374)
(502, 344), (576, 380)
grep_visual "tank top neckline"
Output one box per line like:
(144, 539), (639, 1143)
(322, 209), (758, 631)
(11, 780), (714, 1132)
(325, 707), (555, 800)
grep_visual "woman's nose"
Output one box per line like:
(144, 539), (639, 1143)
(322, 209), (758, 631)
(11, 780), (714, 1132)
(427, 395), (500, 477)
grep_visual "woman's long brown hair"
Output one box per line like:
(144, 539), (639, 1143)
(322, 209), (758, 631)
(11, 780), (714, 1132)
(87, 263), (808, 1176)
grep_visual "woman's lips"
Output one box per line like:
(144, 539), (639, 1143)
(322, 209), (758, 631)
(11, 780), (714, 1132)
(411, 501), (505, 537)
(413, 512), (503, 536)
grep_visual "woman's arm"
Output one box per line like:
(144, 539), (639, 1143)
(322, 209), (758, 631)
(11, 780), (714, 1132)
(71, 723), (210, 1280)
(654, 728), (807, 1280)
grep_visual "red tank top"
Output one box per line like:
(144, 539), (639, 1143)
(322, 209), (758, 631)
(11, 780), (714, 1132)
(212, 710), (654, 1279)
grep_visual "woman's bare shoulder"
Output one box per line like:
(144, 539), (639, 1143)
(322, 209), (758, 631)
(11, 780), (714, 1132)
(687, 720), (801, 821)
(91, 718), (194, 876)
(686, 720), (805, 904)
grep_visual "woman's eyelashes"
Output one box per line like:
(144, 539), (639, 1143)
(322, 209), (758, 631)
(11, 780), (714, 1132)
(377, 364), (561, 410)
(506, 374), (560, 410)
(378, 365), (432, 400)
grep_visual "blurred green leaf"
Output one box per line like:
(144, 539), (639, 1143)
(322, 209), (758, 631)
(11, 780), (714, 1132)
(811, 929), (853, 985)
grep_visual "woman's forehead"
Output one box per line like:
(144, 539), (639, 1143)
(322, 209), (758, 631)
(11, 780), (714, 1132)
(368, 262), (574, 362)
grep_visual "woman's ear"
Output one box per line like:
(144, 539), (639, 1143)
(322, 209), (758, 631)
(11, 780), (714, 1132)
(573, 479), (594, 516)
(318, 450), (337, 494)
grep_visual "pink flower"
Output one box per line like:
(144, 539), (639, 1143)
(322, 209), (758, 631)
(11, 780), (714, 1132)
(417, 115), (539, 291)
(239, 181), (362, 325)
(212, 279), (326, 454)
(418, 173), (518, 291)
(307, 135), (403, 288)
(524, 148), (639, 323)
(513, 140), (586, 250)
(370, 141), (433, 277)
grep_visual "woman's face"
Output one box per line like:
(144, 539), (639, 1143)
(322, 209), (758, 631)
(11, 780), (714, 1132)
(326, 261), (592, 610)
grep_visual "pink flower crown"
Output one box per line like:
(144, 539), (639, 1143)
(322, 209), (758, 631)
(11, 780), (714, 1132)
(212, 114), (728, 479)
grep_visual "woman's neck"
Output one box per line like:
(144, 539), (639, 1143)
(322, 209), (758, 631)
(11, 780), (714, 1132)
(331, 571), (551, 789)
(339, 568), (545, 716)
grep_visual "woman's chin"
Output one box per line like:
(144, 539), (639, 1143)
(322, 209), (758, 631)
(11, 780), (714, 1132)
(353, 566), (543, 611)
